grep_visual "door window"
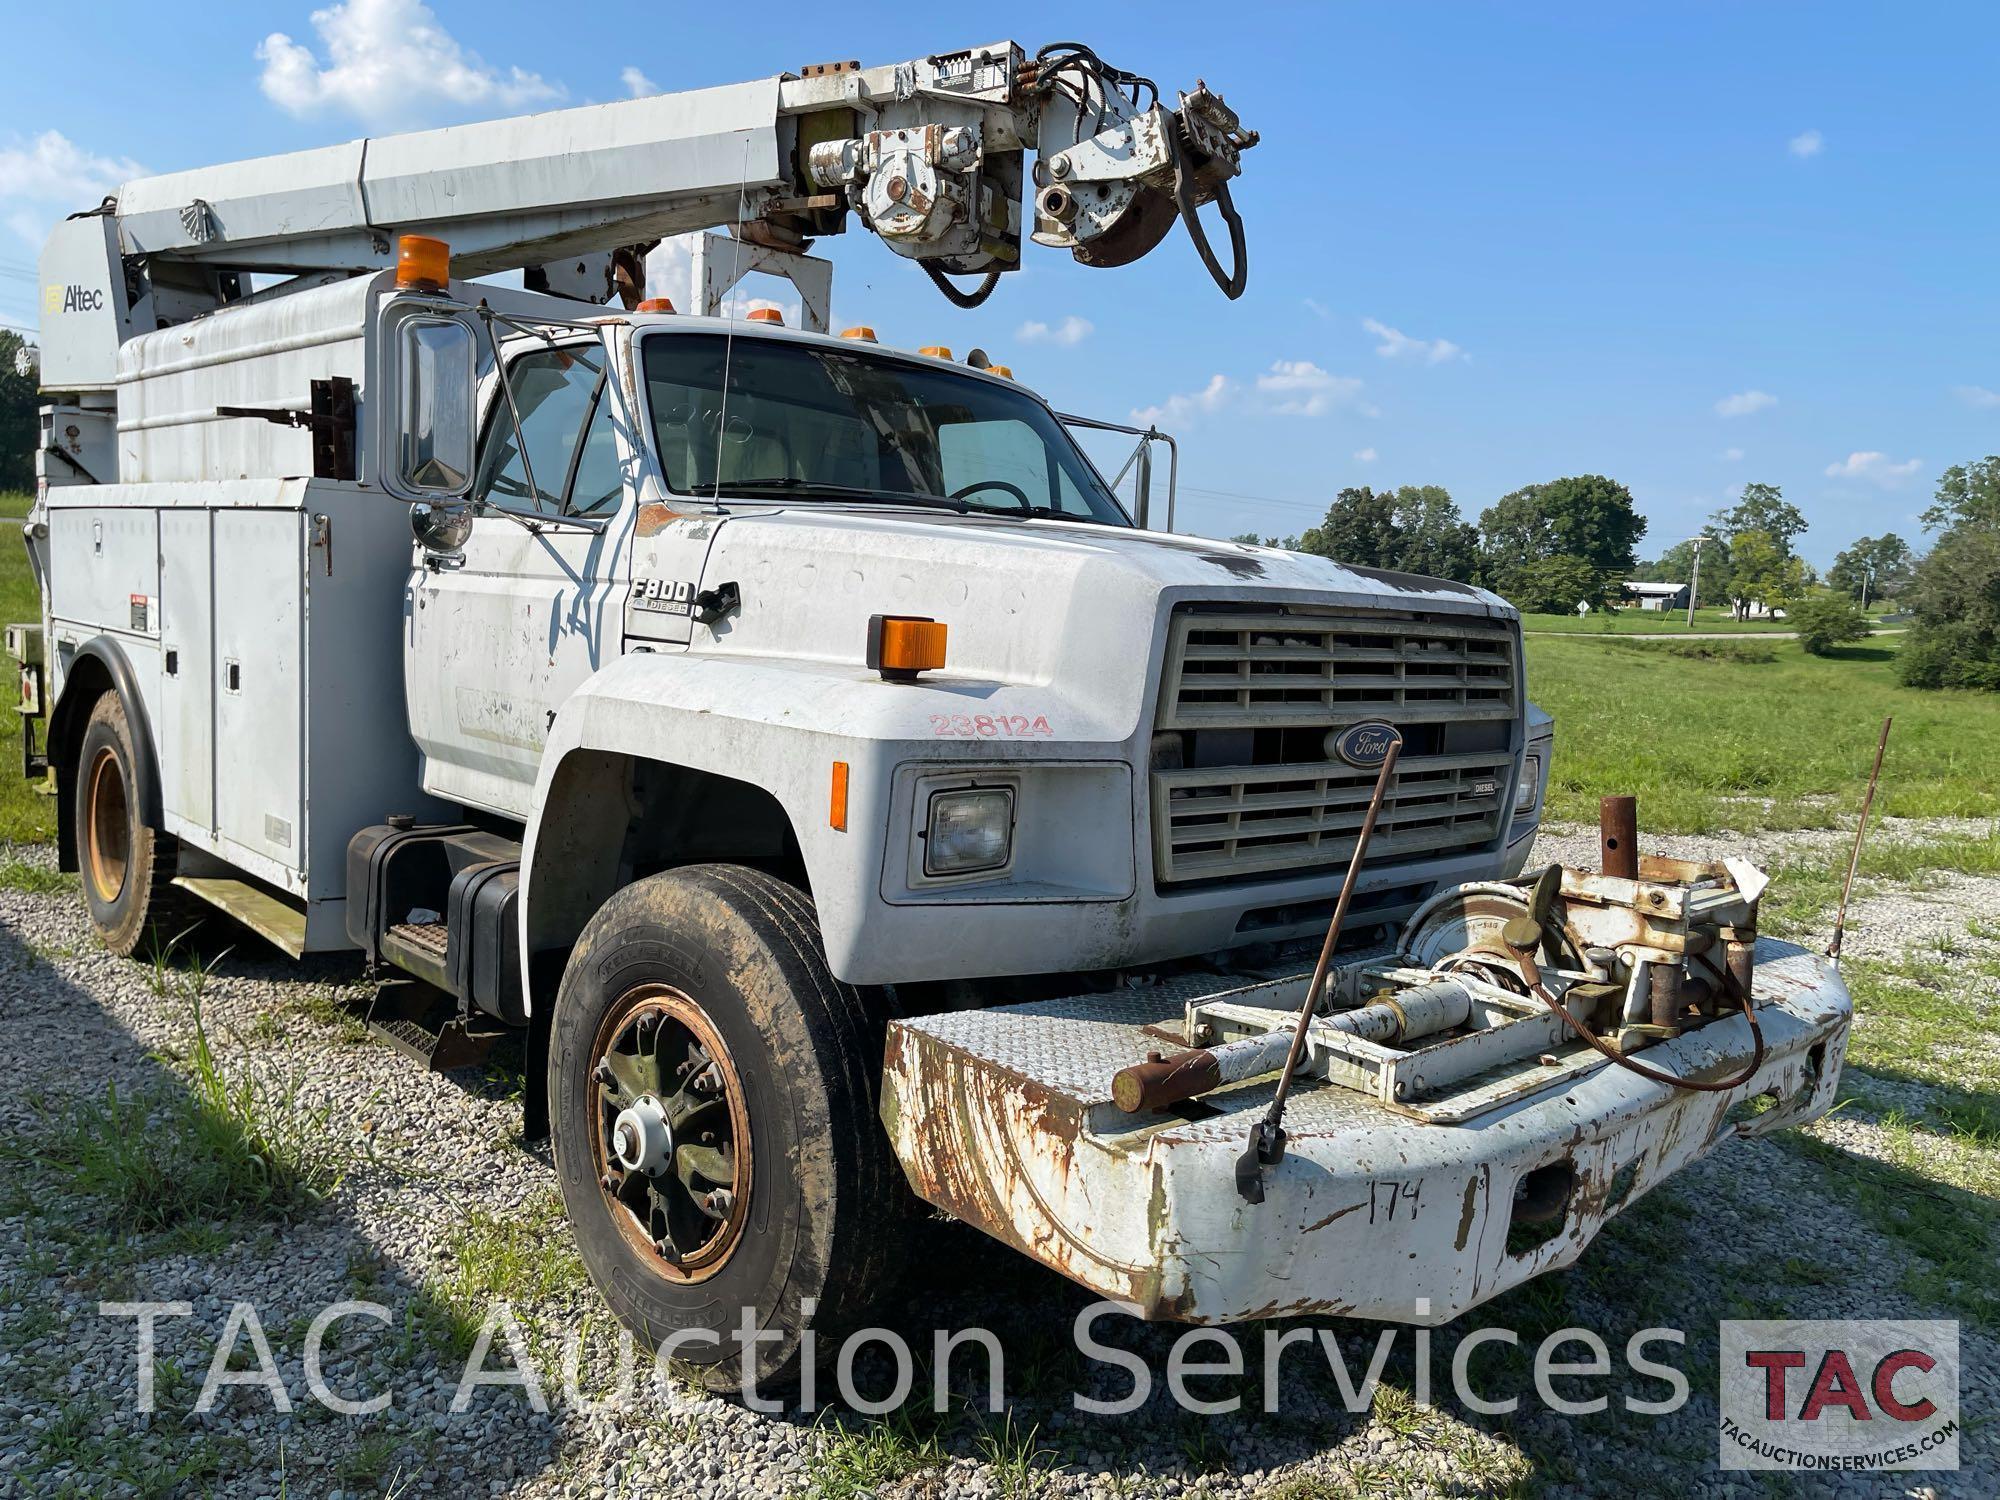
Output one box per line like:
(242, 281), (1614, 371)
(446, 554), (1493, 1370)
(474, 345), (607, 515)
(567, 393), (624, 517)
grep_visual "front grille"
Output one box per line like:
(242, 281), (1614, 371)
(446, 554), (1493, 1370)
(1153, 606), (1519, 886)
(1160, 610), (1515, 728)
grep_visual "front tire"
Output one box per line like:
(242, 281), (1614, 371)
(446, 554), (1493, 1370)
(548, 864), (915, 1393)
(74, 693), (190, 956)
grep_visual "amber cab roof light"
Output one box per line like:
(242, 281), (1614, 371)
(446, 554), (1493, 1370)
(635, 296), (676, 313)
(917, 345), (953, 360)
(747, 307), (784, 325)
(840, 326), (878, 342)
(395, 235), (451, 291)
(866, 614), (947, 682)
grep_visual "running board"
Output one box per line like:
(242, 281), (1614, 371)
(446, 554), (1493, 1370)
(173, 876), (308, 958)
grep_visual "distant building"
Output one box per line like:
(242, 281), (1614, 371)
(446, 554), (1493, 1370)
(1622, 580), (1690, 612)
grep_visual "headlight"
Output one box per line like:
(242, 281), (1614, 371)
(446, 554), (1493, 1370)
(1514, 751), (1543, 816)
(924, 787), (1015, 876)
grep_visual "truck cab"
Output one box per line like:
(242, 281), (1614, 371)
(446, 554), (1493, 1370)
(405, 301), (1551, 993)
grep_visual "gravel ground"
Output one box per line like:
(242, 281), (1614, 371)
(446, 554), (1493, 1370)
(0, 822), (1993, 1500)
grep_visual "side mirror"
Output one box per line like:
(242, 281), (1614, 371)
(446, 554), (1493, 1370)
(411, 498), (475, 560)
(395, 316), (477, 494)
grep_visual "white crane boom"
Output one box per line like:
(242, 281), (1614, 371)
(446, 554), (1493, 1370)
(36, 40), (1255, 392)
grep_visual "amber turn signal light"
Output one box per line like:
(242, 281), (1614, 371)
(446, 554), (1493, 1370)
(395, 235), (451, 291)
(866, 615), (947, 682)
(829, 760), (850, 831)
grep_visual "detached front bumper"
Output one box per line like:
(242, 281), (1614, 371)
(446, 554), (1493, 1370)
(880, 939), (1849, 1324)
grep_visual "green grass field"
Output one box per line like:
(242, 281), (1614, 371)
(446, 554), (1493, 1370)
(0, 494), (52, 846)
(1518, 605), (1865, 635)
(1525, 631), (2000, 832)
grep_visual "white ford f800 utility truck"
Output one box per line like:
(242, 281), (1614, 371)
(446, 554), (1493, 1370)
(16, 40), (1848, 1392)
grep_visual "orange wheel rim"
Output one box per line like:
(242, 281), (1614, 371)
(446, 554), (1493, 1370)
(588, 984), (753, 1283)
(84, 746), (130, 905)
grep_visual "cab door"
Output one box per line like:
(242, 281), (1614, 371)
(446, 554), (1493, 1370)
(405, 334), (635, 819)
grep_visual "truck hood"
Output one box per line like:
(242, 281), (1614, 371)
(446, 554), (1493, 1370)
(689, 508), (1513, 737)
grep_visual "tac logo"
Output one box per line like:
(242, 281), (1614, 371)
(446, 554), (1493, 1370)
(1719, 1319), (1959, 1472)
(44, 284), (107, 314)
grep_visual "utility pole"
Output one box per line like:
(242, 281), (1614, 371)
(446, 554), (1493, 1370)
(1687, 535), (1708, 629)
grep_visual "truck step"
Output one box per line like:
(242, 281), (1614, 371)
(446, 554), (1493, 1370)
(379, 919), (451, 992)
(364, 980), (508, 1072)
(172, 876), (308, 958)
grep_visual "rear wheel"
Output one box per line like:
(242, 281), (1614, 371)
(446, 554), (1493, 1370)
(549, 864), (916, 1393)
(74, 693), (191, 956)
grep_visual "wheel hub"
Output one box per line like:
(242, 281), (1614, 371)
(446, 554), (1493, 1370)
(587, 986), (752, 1280)
(611, 1095), (673, 1174)
(84, 746), (131, 905)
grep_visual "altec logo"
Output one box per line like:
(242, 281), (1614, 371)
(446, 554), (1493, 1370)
(44, 284), (106, 314)
(1719, 1320), (1959, 1472)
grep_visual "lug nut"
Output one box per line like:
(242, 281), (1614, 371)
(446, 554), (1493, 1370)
(594, 1060), (615, 1085)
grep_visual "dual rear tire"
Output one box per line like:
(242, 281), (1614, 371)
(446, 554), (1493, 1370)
(73, 693), (192, 956)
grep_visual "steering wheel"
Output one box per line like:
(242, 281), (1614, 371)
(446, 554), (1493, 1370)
(949, 479), (1032, 515)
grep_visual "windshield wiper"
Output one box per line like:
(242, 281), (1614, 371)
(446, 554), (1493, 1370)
(721, 479), (974, 515)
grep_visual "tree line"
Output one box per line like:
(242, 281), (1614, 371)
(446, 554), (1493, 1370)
(1236, 476), (1916, 617)
(1231, 461), (2000, 688)
(1233, 476), (1646, 614)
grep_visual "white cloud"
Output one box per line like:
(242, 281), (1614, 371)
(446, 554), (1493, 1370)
(644, 234), (697, 309)
(1788, 129), (1824, 159)
(1016, 315), (1092, 347)
(0, 130), (145, 252)
(1721, 447), (1745, 462)
(1354, 447), (1378, 464)
(1254, 359), (1363, 417)
(1825, 451), (1923, 488)
(621, 66), (658, 98)
(1362, 317), (1465, 364)
(1715, 389), (1777, 418)
(1303, 297), (1332, 320)
(1954, 385), (2000, 410)
(1131, 374), (1233, 427)
(257, 0), (562, 126)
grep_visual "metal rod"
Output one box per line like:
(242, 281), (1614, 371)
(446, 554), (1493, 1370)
(1237, 733), (1402, 1201)
(1827, 716), (1892, 960)
(1600, 794), (1638, 879)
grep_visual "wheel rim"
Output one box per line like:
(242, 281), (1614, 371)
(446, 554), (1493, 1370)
(84, 746), (130, 905)
(588, 984), (753, 1281)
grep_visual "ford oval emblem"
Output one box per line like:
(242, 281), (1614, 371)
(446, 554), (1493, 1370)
(1329, 720), (1403, 769)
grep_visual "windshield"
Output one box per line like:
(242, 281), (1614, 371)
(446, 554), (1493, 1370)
(639, 332), (1131, 524)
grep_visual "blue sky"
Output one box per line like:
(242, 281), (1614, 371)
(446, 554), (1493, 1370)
(4, 1), (1996, 569)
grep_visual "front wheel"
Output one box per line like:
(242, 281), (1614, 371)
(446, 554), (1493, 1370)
(548, 864), (916, 1393)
